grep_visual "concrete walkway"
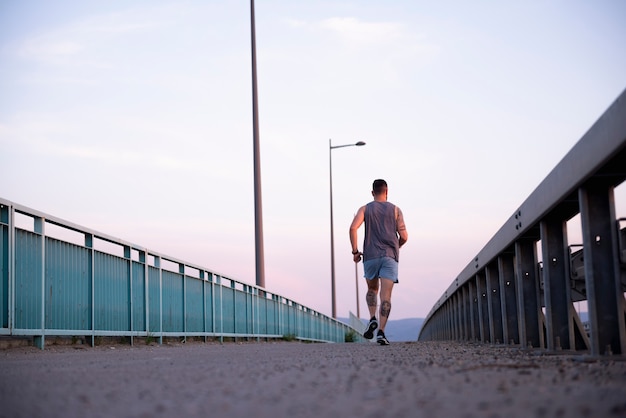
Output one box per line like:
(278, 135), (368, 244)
(1, 340), (625, 418)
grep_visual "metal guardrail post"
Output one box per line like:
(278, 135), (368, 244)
(157, 256), (163, 345)
(476, 273), (488, 343)
(468, 280), (477, 341)
(454, 291), (461, 341)
(459, 286), (469, 341)
(34, 216), (45, 350)
(1, 204), (13, 336)
(515, 239), (543, 349)
(579, 184), (626, 355)
(486, 263), (503, 344)
(125, 246), (133, 346)
(498, 254), (518, 345)
(540, 218), (572, 351)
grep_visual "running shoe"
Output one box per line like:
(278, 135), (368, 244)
(363, 317), (378, 339)
(376, 330), (390, 345)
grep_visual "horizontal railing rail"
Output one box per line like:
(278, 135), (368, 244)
(418, 89), (626, 356)
(0, 199), (360, 348)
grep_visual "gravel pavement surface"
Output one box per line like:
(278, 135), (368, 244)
(1, 340), (625, 418)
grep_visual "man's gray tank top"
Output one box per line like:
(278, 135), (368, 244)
(362, 201), (399, 262)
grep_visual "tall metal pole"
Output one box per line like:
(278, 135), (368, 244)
(329, 139), (336, 318)
(250, 0), (265, 288)
(329, 139), (366, 319)
(355, 262), (360, 318)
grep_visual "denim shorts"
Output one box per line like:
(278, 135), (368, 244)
(363, 256), (399, 283)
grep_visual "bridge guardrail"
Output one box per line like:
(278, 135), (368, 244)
(0, 199), (360, 348)
(418, 89), (626, 356)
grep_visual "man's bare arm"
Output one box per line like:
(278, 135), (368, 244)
(396, 207), (408, 247)
(349, 206), (365, 254)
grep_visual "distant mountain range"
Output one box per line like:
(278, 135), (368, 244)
(382, 317), (424, 342)
(344, 312), (589, 343)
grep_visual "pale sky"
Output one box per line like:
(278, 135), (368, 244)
(1, 0), (625, 320)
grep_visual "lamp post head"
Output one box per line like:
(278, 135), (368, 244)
(329, 140), (367, 150)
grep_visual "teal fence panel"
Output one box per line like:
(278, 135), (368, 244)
(213, 281), (223, 334)
(302, 309), (311, 338)
(221, 286), (235, 334)
(317, 316), (325, 341)
(322, 316), (331, 340)
(204, 280), (214, 333)
(269, 299), (280, 336)
(14, 229), (42, 330)
(0, 221), (8, 329)
(297, 308), (304, 337)
(162, 270), (183, 333)
(148, 266), (160, 334)
(94, 252), (130, 331)
(258, 297), (267, 335)
(234, 288), (248, 335)
(185, 276), (204, 333)
(285, 304), (297, 336)
(258, 297), (269, 335)
(131, 261), (145, 332)
(310, 314), (319, 340)
(45, 238), (91, 330)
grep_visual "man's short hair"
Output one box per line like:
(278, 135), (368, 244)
(372, 179), (388, 195)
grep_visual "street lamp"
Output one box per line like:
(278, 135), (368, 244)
(329, 139), (366, 319)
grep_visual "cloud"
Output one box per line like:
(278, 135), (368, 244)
(49, 141), (208, 174)
(14, 7), (172, 66)
(284, 18), (308, 28)
(74, 20), (165, 35)
(319, 17), (405, 45)
(20, 39), (84, 57)
(303, 16), (440, 82)
(285, 15), (437, 53)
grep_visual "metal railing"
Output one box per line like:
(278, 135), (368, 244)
(418, 89), (626, 356)
(0, 199), (360, 348)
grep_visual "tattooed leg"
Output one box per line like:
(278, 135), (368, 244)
(378, 278), (394, 331)
(366, 289), (377, 318)
(380, 300), (391, 319)
(366, 290), (377, 307)
(365, 279), (379, 318)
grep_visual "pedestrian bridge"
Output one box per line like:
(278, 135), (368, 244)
(1, 90), (625, 356)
